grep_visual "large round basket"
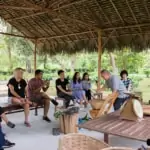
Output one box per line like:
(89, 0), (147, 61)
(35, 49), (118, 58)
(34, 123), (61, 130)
(90, 99), (104, 109)
(58, 133), (109, 150)
(102, 147), (133, 150)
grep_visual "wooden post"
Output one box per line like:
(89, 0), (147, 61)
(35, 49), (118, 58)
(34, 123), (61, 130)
(97, 30), (102, 90)
(34, 39), (37, 73)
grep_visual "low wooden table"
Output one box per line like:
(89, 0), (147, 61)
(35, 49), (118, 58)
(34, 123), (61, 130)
(78, 111), (150, 143)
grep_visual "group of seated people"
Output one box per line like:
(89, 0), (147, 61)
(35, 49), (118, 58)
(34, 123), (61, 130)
(0, 68), (132, 149)
(56, 70), (92, 108)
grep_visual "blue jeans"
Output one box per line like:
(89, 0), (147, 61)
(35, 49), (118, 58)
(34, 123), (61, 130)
(0, 125), (5, 149)
(114, 97), (129, 111)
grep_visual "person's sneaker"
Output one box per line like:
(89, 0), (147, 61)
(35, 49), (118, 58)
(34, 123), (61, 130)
(43, 116), (51, 123)
(52, 128), (60, 136)
(7, 121), (15, 128)
(24, 122), (31, 127)
(51, 99), (58, 106)
(3, 139), (15, 148)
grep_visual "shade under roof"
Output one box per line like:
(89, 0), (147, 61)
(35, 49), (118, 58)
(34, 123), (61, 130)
(0, 0), (150, 54)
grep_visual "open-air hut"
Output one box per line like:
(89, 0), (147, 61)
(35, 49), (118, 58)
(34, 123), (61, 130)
(0, 0), (150, 88)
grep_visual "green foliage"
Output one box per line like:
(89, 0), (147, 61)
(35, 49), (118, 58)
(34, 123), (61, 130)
(129, 75), (143, 88)
(144, 70), (150, 78)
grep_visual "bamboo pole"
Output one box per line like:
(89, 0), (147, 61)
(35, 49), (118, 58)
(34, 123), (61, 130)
(97, 30), (102, 90)
(34, 39), (37, 73)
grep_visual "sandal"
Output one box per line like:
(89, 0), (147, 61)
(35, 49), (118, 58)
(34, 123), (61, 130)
(24, 122), (31, 127)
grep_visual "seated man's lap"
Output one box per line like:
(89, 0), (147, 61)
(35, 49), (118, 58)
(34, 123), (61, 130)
(30, 92), (49, 105)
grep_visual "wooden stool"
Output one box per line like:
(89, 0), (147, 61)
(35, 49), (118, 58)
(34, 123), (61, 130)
(59, 113), (78, 134)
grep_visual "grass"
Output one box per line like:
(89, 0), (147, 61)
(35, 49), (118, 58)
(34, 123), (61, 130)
(134, 78), (150, 103)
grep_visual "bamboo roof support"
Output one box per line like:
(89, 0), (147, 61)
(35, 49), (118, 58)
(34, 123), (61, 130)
(38, 30), (96, 40)
(34, 39), (38, 73)
(0, 32), (35, 39)
(7, 11), (48, 21)
(53, 0), (88, 11)
(125, 0), (142, 34)
(109, 0), (124, 23)
(7, 1), (97, 30)
(102, 30), (115, 49)
(94, 0), (120, 43)
(143, 1), (150, 19)
(0, 5), (39, 10)
(97, 29), (102, 90)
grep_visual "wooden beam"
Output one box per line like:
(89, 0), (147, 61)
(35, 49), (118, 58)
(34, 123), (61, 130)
(143, 0), (150, 19)
(7, 0), (96, 30)
(37, 22), (150, 41)
(7, 11), (47, 21)
(8, 0), (85, 19)
(103, 23), (150, 31)
(53, 0), (88, 10)
(97, 30), (102, 90)
(0, 32), (35, 39)
(102, 30), (115, 49)
(109, 0), (124, 23)
(94, 0), (120, 44)
(38, 30), (96, 40)
(0, 5), (39, 10)
(34, 39), (38, 73)
(125, 0), (142, 33)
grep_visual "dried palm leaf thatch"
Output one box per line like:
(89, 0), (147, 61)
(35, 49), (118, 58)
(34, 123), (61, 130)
(0, 0), (150, 55)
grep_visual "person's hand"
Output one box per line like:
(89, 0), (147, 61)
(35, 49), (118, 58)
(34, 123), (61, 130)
(43, 80), (50, 88)
(46, 80), (50, 87)
(66, 91), (72, 96)
(19, 98), (26, 104)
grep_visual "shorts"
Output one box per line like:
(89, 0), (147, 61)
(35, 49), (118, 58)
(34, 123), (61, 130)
(30, 94), (45, 104)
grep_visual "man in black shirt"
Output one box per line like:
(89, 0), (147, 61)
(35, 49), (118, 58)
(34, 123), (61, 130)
(8, 68), (31, 127)
(56, 70), (74, 108)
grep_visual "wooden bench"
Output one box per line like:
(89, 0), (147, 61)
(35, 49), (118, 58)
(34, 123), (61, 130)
(0, 96), (65, 115)
(0, 96), (43, 116)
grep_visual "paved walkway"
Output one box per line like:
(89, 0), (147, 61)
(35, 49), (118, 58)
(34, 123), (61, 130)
(1, 105), (145, 150)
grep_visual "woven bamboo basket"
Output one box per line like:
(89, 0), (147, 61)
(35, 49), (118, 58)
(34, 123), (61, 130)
(58, 133), (109, 150)
(90, 99), (104, 109)
(102, 147), (133, 150)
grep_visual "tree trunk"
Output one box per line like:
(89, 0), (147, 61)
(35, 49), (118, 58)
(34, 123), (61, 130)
(7, 26), (13, 70)
(26, 58), (31, 73)
(70, 54), (76, 73)
(109, 52), (118, 74)
(7, 43), (13, 70)
(43, 54), (47, 69)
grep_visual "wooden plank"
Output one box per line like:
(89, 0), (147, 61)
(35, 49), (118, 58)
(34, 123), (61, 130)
(78, 112), (150, 142)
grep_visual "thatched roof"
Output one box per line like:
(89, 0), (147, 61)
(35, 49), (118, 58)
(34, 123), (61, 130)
(0, 0), (150, 54)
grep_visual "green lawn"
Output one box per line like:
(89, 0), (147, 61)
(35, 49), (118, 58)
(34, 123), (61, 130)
(134, 78), (150, 103)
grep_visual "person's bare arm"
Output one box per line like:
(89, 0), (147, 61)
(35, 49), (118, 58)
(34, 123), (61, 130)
(8, 84), (21, 98)
(25, 86), (29, 97)
(42, 81), (50, 92)
(57, 85), (72, 95)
